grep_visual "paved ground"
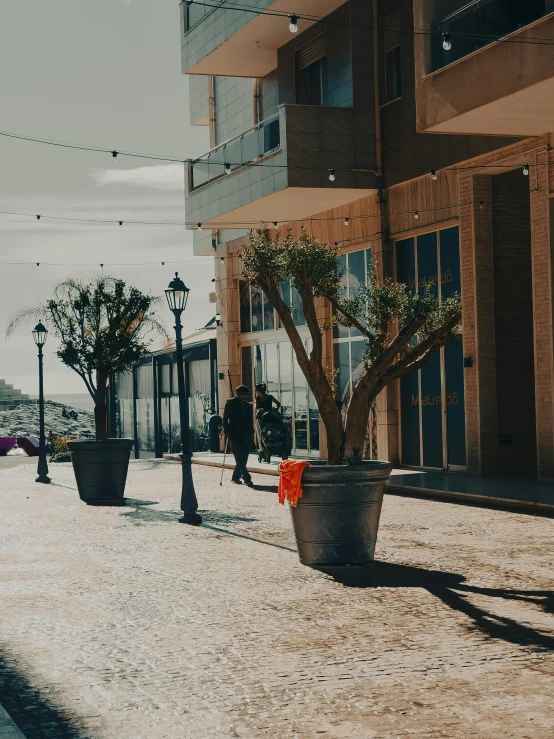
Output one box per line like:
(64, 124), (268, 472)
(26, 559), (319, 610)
(0, 460), (553, 739)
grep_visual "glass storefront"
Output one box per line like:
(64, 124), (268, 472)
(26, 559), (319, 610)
(114, 337), (217, 459)
(332, 247), (376, 458)
(242, 340), (319, 456)
(396, 226), (466, 469)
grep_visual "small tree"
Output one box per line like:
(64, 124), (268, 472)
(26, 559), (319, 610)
(7, 275), (166, 440)
(241, 228), (462, 465)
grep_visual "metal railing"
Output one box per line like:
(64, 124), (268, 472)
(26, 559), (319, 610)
(432, 0), (553, 71)
(190, 113), (280, 190)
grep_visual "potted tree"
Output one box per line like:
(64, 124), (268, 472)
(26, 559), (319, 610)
(242, 229), (461, 566)
(7, 275), (165, 505)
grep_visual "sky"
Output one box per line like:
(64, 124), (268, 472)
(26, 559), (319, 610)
(0, 0), (211, 395)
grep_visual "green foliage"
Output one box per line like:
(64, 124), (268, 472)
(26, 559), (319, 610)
(241, 227), (343, 303)
(7, 274), (167, 401)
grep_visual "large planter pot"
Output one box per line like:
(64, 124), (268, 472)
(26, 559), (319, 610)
(289, 461), (392, 566)
(67, 438), (134, 506)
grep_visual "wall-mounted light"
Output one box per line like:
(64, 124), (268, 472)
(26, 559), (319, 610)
(215, 312), (222, 327)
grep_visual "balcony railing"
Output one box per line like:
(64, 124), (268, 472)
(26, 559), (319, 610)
(190, 113), (280, 190)
(432, 0), (553, 71)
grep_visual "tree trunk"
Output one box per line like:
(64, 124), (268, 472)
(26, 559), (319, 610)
(94, 371), (108, 441)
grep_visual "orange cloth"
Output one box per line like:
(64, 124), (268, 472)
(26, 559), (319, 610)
(278, 459), (311, 507)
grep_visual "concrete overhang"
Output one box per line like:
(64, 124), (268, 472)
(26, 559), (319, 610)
(184, 0), (348, 77)
(417, 12), (554, 136)
(200, 186), (376, 230)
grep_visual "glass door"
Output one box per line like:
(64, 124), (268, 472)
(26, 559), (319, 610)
(397, 227), (466, 470)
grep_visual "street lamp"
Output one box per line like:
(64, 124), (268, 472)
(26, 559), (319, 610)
(32, 322), (50, 484)
(165, 273), (202, 525)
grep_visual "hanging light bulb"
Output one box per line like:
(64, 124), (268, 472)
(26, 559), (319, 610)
(523, 163), (529, 176)
(220, 256), (225, 263)
(111, 150), (118, 158)
(273, 221), (278, 228)
(442, 33), (452, 51)
(224, 162), (231, 175)
(197, 222), (203, 231)
(289, 14), (298, 33)
(344, 217), (349, 226)
(36, 215), (41, 220)
(329, 169), (336, 182)
(414, 210), (420, 220)
(479, 200), (485, 210)
(118, 221), (123, 226)
(430, 169), (437, 181)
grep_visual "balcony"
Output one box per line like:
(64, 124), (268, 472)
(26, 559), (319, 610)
(415, 0), (554, 135)
(181, 0), (348, 77)
(185, 104), (377, 244)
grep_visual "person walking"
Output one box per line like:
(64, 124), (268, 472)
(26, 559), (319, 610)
(223, 385), (254, 487)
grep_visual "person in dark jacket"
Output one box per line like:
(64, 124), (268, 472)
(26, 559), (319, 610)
(223, 385), (254, 486)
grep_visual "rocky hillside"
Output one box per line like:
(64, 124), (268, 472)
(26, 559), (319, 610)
(0, 401), (95, 439)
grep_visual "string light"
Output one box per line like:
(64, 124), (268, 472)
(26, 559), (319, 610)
(224, 162), (231, 175)
(288, 14), (298, 32)
(118, 221), (123, 226)
(430, 169), (437, 181)
(36, 215), (40, 220)
(344, 217), (349, 226)
(442, 33), (452, 51)
(187, 0), (554, 49)
(111, 150), (118, 158)
(413, 210), (420, 219)
(197, 222), (203, 231)
(479, 200), (485, 210)
(273, 221), (278, 227)
(220, 256), (225, 262)
(523, 163), (529, 175)
(328, 169), (336, 182)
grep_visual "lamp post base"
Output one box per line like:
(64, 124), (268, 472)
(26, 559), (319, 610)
(36, 474), (51, 484)
(179, 512), (203, 526)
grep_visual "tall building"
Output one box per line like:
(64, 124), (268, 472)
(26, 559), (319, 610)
(181, 0), (554, 480)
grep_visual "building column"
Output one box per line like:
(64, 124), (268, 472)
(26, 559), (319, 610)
(215, 243), (242, 414)
(531, 151), (554, 478)
(374, 233), (400, 465)
(459, 173), (498, 475)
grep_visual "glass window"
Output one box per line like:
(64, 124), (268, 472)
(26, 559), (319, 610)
(116, 371), (134, 443)
(136, 364), (155, 459)
(297, 57), (329, 105)
(265, 343), (279, 398)
(384, 46), (401, 102)
(290, 284), (306, 326)
(241, 346), (253, 401)
(239, 281), (251, 333)
(333, 342), (351, 406)
(251, 286), (264, 332)
(239, 282), (276, 333)
(279, 342), (293, 438)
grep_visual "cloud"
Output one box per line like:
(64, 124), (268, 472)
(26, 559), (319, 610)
(90, 164), (184, 191)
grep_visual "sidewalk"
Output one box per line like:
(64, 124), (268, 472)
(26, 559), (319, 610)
(0, 459), (553, 738)
(178, 452), (554, 513)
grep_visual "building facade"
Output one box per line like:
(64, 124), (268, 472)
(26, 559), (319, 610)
(111, 328), (218, 459)
(181, 0), (554, 479)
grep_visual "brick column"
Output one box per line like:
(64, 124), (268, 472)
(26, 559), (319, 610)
(459, 174), (498, 475)
(531, 153), (554, 478)
(215, 244), (242, 414)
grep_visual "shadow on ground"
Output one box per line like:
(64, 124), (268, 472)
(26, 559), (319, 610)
(318, 561), (554, 652)
(120, 500), (259, 527)
(0, 651), (91, 738)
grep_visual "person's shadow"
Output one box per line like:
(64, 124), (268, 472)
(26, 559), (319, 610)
(317, 562), (554, 652)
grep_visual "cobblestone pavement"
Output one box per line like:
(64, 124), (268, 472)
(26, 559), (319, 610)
(0, 460), (553, 739)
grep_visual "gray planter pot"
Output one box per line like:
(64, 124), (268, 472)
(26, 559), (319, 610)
(67, 438), (134, 506)
(289, 461), (392, 566)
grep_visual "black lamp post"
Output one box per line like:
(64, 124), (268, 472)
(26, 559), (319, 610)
(165, 273), (202, 525)
(32, 322), (51, 484)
